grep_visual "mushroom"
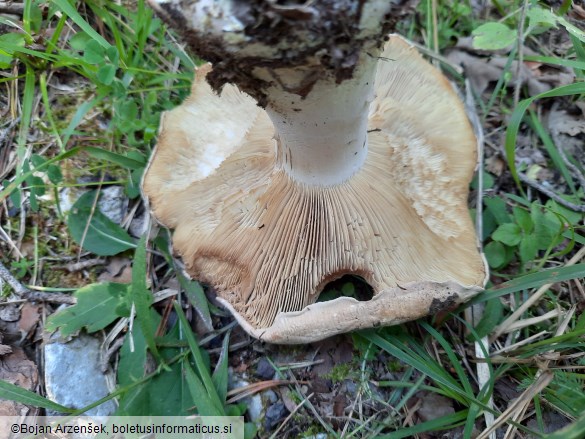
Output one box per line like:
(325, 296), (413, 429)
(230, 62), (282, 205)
(142, 0), (488, 343)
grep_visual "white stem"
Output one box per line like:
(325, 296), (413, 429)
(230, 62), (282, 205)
(262, 52), (378, 186)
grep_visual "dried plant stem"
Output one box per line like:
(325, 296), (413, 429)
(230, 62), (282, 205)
(519, 173), (585, 212)
(0, 260), (75, 304)
(493, 246), (585, 339)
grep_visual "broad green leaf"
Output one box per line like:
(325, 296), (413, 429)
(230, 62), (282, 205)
(51, 0), (111, 49)
(532, 204), (563, 249)
(106, 45), (119, 64)
(126, 167), (144, 199)
(117, 100), (139, 121)
(67, 190), (135, 256)
(118, 357), (191, 416)
(545, 200), (584, 227)
(47, 164), (63, 184)
(97, 63), (116, 85)
(118, 324), (149, 388)
(492, 223), (522, 246)
(0, 32), (26, 68)
(528, 7), (557, 28)
(484, 197), (511, 225)
(83, 39), (104, 64)
(513, 207), (533, 233)
(484, 241), (507, 269)
(472, 22), (516, 50)
(46, 282), (130, 336)
(519, 237), (538, 263)
(68, 32), (91, 51)
(0, 380), (74, 413)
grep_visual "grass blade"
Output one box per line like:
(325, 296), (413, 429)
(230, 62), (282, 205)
(173, 302), (225, 415)
(470, 263), (585, 304)
(505, 82), (585, 188)
(131, 235), (160, 360)
(0, 380), (74, 413)
(51, 0), (111, 49)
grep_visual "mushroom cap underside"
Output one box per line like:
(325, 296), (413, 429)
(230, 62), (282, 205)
(142, 35), (488, 343)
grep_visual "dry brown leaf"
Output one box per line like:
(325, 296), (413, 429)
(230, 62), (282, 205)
(0, 348), (38, 416)
(548, 105), (585, 160)
(548, 107), (585, 137)
(18, 303), (41, 336)
(97, 257), (133, 283)
(485, 155), (506, 177)
(415, 391), (455, 422)
(447, 49), (574, 96)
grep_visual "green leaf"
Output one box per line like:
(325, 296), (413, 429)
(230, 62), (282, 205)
(532, 204), (562, 249)
(513, 207), (533, 233)
(85, 146), (146, 170)
(47, 164), (63, 184)
(83, 39), (104, 64)
(484, 197), (510, 225)
(67, 190), (135, 256)
(97, 63), (117, 85)
(179, 272), (213, 332)
(0, 380), (74, 413)
(472, 22), (516, 50)
(106, 45), (120, 64)
(0, 32), (26, 68)
(470, 264), (585, 304)
(68, 32), (91, 51)
(505, 82), (585, 189)
(378, 410), (468, 439)
(118, 356), (192, 416)
(528, 7), (558, 28)
(492, 223), (522, 246)
(519, 237), (538, 263)
(184, 362), (224, 416)
(472, 297), (503, 339)
(116, 99), (139, 121)
(52, 0), (111, 49)
(212, 332), (230, 404)
(545, 200), (584, 227)
(484, 241), (507, 269)
(46, 282), (130, 336)
(118, 324), (149, 388)
(131, 235), (160, 359)
(174, 302), (225, 415)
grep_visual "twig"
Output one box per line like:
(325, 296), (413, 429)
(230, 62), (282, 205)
(64, 258), (105, 272)
(476, 371), (554, 439)
(518, 172), (585, 212)
(555, 138), (585, 190)
(268, 393), (313, 439)
(0, 2), (23, 15)
(0, 260), (75, 304)
(492, 246), (585, 339)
